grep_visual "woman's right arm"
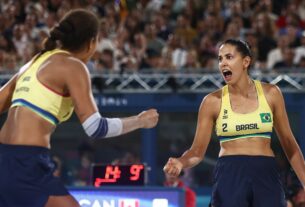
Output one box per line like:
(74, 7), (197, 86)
(163, 93), (218, 177)
(63, 58), (158, 138)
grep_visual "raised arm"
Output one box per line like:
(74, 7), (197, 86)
(63, 58), (158, 139)
(271, 85), (305, 187)
(163, 93), (219, 176)
(0, 74), (18, 113)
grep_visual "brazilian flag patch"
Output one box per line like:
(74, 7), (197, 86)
(260, 113), (272, 123)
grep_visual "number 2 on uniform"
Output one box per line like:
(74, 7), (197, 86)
(222, 123), (228, 132)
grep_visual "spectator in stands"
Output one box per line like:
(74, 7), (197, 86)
(159, 1), (174, 21)
(252, 11), (277, 69)
(56, 1), (73, 19)
(223, 1), (251, 33)
(295, 1), (305, 21)
(97, 48), (115, 72)
(153, 12), (172, 41)
(273, 46), (296, 71)
(113, 27), (132, 70)
(159, 49), (175, 71)
(297, 56), (305, 69)
(164, 170), (196, 207)
(0, 34), (16, 54)
(201, 11), (223, 43)
(24, 12), (41, 42)
(3, 53), (17, 73)
(139, 48), (162, 70)
(255, 0), (278, 21)
(130, 32), (147, 68)
(44, 12), (58, 31)
(144, 23), (165, 56)
(120, 55), (138, 72)
(267, 34), (291, 70)
(174, 14), (197, 48)
(12, 23), (33, 64)
(196, 35), (218, 70)
(96, 18), (115, 54)
(244, 30), (259, 69)
(181, 49), (201, 71)
(103, 3), (119, 38)
(162, 34), (187, 70)
(124, 14), (141, 42)
(285, 22), (303, 47)
(294, 32), (305, 66)
(222, 21), (241, 41)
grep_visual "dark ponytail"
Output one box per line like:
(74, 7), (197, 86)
(38, 9), (99, 58)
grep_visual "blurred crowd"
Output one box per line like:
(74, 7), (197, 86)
(0, 0), (305, 74)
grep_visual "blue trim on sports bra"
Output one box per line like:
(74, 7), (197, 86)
(12, 99), (59, 125)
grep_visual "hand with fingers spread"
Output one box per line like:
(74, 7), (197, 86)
(163, 157), (183, 177)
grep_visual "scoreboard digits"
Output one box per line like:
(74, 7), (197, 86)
(92, 164), (146, 187)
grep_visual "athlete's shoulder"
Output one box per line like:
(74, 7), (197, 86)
(200, 88), (222, 109)
(197, 88), (222, 119)
(258, 81), (283, 111)
(58, 55), (87, 69)
(259, 81), (282, 96)
(205, 88), (222, 101)
(52, 54), (90, 76)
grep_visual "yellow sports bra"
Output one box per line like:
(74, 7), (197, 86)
(215, 80), (273, 143)
(11, 49), (74, 125)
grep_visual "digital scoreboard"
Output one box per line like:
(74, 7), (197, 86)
(91, 164), (146, 187)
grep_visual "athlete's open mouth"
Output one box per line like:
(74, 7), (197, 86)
(222, 70), (232, 78)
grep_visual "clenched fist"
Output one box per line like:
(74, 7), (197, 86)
(137, 109), (159, 128)
(163, 157), (183, 177)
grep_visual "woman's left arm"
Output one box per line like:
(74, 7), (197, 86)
(271, 85), (305, 187)
(0, 74), (17, 113)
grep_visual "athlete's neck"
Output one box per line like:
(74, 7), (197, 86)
(229, 77), (254, 97)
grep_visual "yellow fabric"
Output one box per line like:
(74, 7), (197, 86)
(215, 80), (273, 143)
(11, 49), (74, 125)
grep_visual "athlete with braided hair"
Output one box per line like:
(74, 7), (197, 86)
(0, 9), (158, 207)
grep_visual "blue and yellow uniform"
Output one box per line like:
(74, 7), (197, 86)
(215, 80), (273, 142)
(11, 49), (74, 125)
(210, 81), (286, 207)
(0, 49), (74, 207)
